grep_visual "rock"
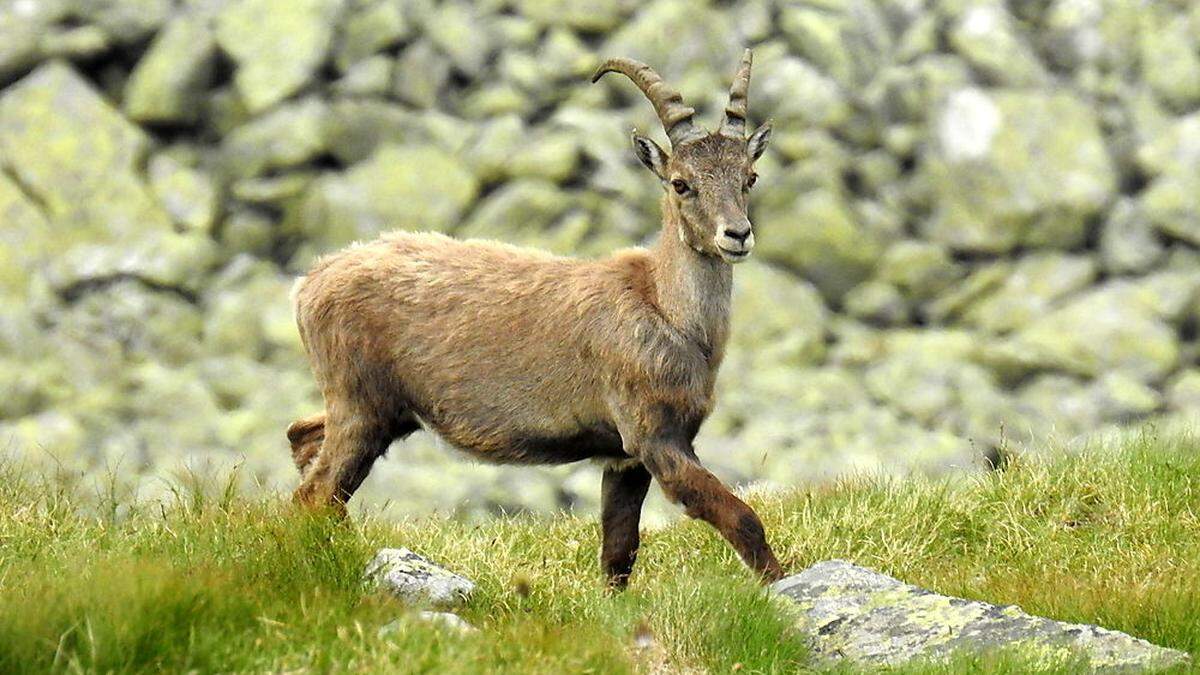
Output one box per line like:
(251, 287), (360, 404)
(922, 88), (1117, 253)
(124, 14), (217, 123)
(379, 611), (477, 636)
(602, 0), (736, 88)
(219, 97), (328, 179)
(291, 144), (478, 253)
(755, 51), (849, 129)
(321, 100), (424, 165)
(961, 253), (1097, 334)
(507, 132), (580, 183)
(1091, 372), (1161, 423)
(392, 40), (451, 109)
(756, 188), (884, 303)
(0, 61), (212, 290)
(772, 560), (1190, 671)
(1166, 369), (1200, 413)
(39, 26), (109, 61)
(1098, 198), (1164, 274)
(844, 281), (908, 326)
(215, 0), (344, 113)
(875, 240), (961, 303)
(1139, 7), (1200, 111)
(948, 3), (1047, 86)
(331, 55), (393, 97)
(147, 154), (218, 232)
(365, 548), (475, 607)
(334, 0), (411, 72)
(78, 0), (171, 44)
(516, 0), (628, 33)
(1007, 283), (1179, 382)
(457, 179), (575, 248)
(0, 171), (49, 297)
(726, 262), (828, 372)
(1139, 113), (1200, 245)
(425, 2), (493, 77)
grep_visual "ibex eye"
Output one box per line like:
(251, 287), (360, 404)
(671, 179), (689, 195)
(745, 174), (758, 190)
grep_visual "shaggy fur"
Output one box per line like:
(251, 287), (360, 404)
(288, 52), (783, 586)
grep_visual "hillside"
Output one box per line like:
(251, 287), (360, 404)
(2, 427), (1197, 673)
(5, 0), (1200, 518)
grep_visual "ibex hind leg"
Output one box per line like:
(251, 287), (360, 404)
(287, 412), (327, 477)
(292, 407), (419, 515)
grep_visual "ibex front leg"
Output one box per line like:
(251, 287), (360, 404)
(600, 463), (652, 589)
(638, 437), (783, 582)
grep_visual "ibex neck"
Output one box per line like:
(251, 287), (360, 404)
(652, 199), (732, 360)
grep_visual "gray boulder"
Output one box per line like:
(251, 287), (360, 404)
(365, 548), (475, 607)
(772, 560), (1189, 671)
(215, 0), (344, 112)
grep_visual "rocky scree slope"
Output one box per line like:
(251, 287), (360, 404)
(2, 0), (1200, 516)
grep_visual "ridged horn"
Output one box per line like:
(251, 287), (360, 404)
(592, 57), (701, 146)
(720, 49), (753, 138)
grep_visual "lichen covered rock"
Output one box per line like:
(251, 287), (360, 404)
(772, 560), (1189, 670)
(366, 548), (475, 607)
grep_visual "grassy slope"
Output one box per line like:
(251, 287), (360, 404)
(0, 429), (1197, 674)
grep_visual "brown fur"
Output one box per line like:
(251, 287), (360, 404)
(288, 56), (783, 585)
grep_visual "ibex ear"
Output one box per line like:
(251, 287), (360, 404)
(747, 120), (772, 162)
(631, 131), (668, 181)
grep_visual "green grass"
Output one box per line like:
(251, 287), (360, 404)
(1, 428), (1197, 673)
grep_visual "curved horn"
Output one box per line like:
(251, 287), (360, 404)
(720, 49), (753, 138)
(592, 57), (701, 146)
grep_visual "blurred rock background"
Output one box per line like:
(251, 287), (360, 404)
(2, 0), (1199, 519)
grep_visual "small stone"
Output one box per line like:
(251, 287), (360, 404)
(219, 97), (328, 179)
(772, 560), (1189, 670)
(366, 548), (475, 607)
(378, 611), (477, 637)
(331, 55), (393, 97)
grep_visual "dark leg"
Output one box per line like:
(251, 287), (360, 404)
(640, 441), (784, 582)
(600, 463), (652, 589)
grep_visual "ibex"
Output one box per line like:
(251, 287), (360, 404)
(287, 50), (783, 586)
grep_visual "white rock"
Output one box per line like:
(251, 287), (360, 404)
(365, 548), (475, 607)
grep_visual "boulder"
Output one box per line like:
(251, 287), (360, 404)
(756, 188), (884, 303)
(515, 0), (629, 33)
(1007, 282), (1179, 382)
(215, 0), (344, 113)
(219, 97), (329, 179)
(291, 144), (478, 254)
(921, 88), (1117, 253)
(333, 0), (411, 72)
(961, 253), (1097, 334)
(365, 548), (475, 607)
(123, 14), (217, 123)
(948, 3), (1047, 86)
(726, 261), (828, 372)
(1098, 198), (1164, 274)
(147, 154), (218, 232)
(772, 560), (1189, 671)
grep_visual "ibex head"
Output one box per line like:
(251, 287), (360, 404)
(593, 50), (772, 264)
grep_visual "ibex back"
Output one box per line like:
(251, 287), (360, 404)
(288, 50), (784, 586)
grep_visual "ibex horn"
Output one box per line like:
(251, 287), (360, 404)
(592, 57), (703, 146)
(719, 49), (753, 139)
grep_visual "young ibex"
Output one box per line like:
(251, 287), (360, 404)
(287, 50), (783, 586)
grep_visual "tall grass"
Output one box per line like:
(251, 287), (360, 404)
(0, 428), (1197, 673)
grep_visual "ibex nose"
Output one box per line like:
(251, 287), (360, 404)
(723, 226), (751, 243)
